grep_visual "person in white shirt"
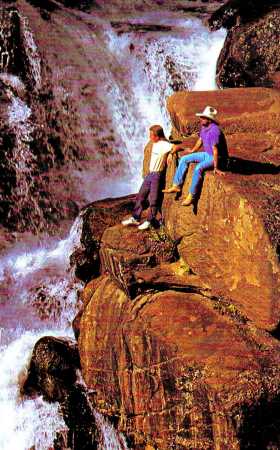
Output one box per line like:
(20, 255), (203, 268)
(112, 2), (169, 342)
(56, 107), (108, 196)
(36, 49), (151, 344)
(122, 125), (174, 230)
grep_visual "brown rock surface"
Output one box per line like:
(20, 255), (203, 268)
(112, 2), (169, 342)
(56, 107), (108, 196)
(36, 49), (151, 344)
(164, 88), (280, 331)
(208, 3), (280, 88)
(70, 194), (136, 282)
(100, 223), (177, 297)
(77, 87), (280, 448)
(78, 275), (280, 449)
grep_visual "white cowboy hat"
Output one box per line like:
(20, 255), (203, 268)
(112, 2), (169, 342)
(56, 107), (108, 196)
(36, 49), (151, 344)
(196, 105), (218, 123)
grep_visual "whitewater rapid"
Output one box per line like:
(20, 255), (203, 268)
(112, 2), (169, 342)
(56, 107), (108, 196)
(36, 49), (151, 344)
(0, 11), (226, 450)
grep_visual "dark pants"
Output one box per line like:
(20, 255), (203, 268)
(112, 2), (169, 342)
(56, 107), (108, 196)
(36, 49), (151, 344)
(133, 172), (162, 222)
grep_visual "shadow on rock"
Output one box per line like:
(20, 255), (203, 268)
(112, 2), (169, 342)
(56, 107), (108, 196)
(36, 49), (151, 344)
(236, 390), (280, 449)
(227, 157), (280, 175)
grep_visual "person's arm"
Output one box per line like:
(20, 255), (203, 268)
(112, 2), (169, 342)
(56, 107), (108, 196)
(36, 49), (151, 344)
(167, 138), (202, 164)
(172, 138), (202, 155)
(189, 137), (202, 153)
(213, 144), (225, 176)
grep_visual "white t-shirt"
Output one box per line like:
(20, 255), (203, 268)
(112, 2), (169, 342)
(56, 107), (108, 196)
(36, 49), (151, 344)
(149, 140), (173, 172)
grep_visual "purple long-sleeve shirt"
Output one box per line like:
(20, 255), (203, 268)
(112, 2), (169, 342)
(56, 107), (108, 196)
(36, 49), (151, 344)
(200, 122), (224, 156)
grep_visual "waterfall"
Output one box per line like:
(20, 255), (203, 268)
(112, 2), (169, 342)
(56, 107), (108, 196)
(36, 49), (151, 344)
(0, 330), (69, 450)
(0, 215), (83, 349)
(0, 8), (226, 449)
(0, 217), (83, 450)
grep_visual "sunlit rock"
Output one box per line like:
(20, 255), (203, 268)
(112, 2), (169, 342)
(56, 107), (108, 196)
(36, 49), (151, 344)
(100, 222), (177, 298)
(78, 275), (280, 449)
(165, 88), (280, 330)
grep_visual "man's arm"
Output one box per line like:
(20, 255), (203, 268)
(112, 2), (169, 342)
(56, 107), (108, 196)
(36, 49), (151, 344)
(172, 138), (202, 155)
(167, 138), (202, 164)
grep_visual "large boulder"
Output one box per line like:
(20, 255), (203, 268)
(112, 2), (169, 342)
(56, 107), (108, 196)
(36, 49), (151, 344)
(70, 195), (136, 282)
(208, 1), (280, 88)
(165, 88), (280, 331)
(78, 275), (280, 449)
(100, 222), (177, 298)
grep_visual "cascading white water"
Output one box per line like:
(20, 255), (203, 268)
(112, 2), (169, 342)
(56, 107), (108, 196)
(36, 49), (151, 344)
(0, 215), (83, 338)
(0, 331), (69, 450)
(0, 218), (83, 450)
(3, 74), (45, 227)
(0, 10), (226, 450)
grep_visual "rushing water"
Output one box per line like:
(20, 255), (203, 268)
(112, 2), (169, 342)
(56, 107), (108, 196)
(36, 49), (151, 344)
(0, 9), (226, 450)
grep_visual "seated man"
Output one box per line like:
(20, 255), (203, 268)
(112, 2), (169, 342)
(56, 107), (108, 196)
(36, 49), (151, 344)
(122, 124), (174, 230)
(163, 106), (227, 205)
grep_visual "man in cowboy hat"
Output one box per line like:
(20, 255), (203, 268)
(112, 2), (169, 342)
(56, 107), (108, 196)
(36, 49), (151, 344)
(163, 105), (227, 206)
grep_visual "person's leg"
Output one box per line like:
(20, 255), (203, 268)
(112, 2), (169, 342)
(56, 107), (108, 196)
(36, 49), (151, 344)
(147, 173), (161, 223)
(163, 153), (206, 193)
(173, 153), (206, 186)
(132, 174), (151, 220)
(189, 154), (214, 196)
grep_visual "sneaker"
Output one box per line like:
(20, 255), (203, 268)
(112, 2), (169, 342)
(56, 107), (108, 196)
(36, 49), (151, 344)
(138, 220), (151, 231)
(122, 216), (140, 226)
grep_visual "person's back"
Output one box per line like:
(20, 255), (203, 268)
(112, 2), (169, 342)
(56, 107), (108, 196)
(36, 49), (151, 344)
(200, 121), (228, 169)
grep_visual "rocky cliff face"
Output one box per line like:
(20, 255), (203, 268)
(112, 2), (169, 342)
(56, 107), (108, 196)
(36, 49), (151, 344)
(79, 276), (280, 449)
(75, 87), (280, 448)
(208, 0), (280, 88)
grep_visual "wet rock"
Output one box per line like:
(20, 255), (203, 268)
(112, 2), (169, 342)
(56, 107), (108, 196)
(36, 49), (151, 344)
(165, 88), (280, 331)
(23, 336), (99, 450)
(0, 7), (21, 75)
(0, 6), (84, 233)
(78, 275), (280, 449)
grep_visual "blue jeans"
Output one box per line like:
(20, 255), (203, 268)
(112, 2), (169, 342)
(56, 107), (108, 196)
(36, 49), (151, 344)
(173, 152), (214, 195)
